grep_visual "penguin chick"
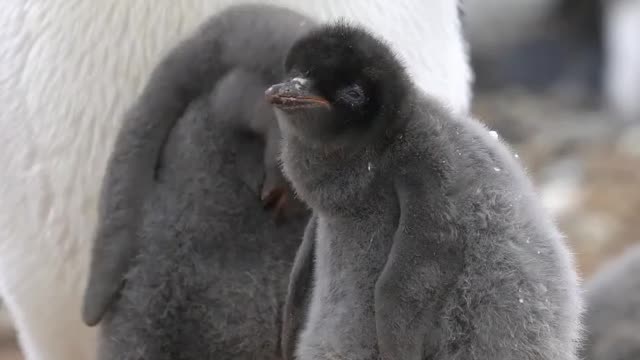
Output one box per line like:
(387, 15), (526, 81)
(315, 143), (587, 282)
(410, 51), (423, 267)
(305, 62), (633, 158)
(82, 3), (314, 329)
(82, 5), (314, 360)
(93, 75), (310, 360)
(580, 244), (640, 360)
(209, 68), (307, 224)
(269, 22), (582, 360)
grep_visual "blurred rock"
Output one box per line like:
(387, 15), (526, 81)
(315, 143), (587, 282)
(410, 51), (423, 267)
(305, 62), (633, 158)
(0, 302), (20, 360)
(0, 303), (14, 341)
(0, 337), (22, 360)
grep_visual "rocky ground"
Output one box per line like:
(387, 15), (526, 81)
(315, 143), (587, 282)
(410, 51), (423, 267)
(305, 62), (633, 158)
(1, 88), (638, 359)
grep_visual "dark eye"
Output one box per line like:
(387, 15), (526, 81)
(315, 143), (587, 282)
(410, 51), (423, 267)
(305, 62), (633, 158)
(341, 85), (365, 103)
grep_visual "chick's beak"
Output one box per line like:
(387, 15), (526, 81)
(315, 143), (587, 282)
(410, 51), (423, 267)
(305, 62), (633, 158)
(265, 79), (331, 110)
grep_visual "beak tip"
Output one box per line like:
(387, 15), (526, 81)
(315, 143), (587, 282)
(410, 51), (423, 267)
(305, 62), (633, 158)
(264, 80), (330, 109)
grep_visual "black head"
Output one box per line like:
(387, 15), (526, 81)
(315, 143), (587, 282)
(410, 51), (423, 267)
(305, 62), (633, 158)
(265, 21), (412, 147)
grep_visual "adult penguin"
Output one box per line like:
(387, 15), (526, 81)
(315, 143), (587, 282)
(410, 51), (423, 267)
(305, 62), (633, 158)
(0, 1), (471, 359)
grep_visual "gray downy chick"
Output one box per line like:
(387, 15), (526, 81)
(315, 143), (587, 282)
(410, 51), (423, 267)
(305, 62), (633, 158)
(268, 22), (583, 360)
(580, 244), (640, 360)
(82, 4), (314, 360)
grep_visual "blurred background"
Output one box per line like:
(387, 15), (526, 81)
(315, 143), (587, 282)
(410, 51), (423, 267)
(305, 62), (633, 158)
(465, 0), (640, 277)
(1, 0), (638, 358)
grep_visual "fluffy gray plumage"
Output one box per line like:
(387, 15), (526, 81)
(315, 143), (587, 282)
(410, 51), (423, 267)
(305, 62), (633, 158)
(270, 23), (583, 360)
(82, 5), (314, 359)
(580, 244), (640, 360)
